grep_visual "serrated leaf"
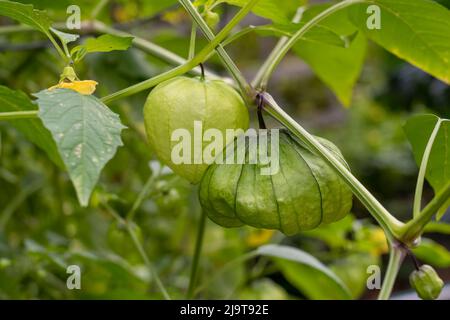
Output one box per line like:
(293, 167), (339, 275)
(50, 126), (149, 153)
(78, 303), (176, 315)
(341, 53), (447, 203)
(257, 244), (352, 299)
(218, 0), (306, 23)
(0, 85), (63, 167)
(404, 114), (450, 218)
(34, 89), (126, 206)
(227, 22), (347, 48)
(0, 0), (51, 35)
(293, 4), (367, 106)
(348, 0), (450, 84)
(71, 34), (134, 62)
(50, 27), (79, 46)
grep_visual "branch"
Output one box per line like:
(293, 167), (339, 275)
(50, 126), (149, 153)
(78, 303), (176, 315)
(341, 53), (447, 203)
(401, 181), (450, 243)
(378, 243), (406, 300)
(0, 111), (38, 121)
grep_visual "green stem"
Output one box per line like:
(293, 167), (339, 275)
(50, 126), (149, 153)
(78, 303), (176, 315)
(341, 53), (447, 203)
(125, 172), (159, 221)
(90, 21), (217, 79)
(178, 0), (256, 101)
(47, 32), (70, 63)
(0, 25), (33, 34)
(378, 244), (406, 300)
(262, 93), (404, 240)
(104, 204), (171, 300)
(252, 7), (304, 89)
(186, 210), (207, 299)
(256, 0), (362, 88)
(0, 111), (38, 120)
(102, 1), (257, 103)
(91, 0), (110, 19)
(413, 119), (441, 217)
(126, 223), (171, 300)
(401, 181), (450, 243)
(188, 23), (197, 60)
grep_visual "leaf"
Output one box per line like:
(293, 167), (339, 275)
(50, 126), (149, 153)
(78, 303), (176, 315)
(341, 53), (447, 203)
(256, 244), (352, 299)
(50, 27), (79, 46)
(226, 22), (348, 48)
(34, 89), (126, 206)
(404, 114), (450, 218)
(348, 0), (450, 84)
(412, 238), (450, 268)
(0, 85), (63, 167)
(71, 34), (134, 62)
(218, 0), (306, 23)
(293, 4), (367, 106)
(0, 0), (51, 35)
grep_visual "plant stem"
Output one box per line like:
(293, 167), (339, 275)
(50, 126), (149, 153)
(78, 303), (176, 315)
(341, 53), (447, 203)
(378, 244), (406, 300)
(252, 7), (304, 89)
(47, 32), (70, 63)
(104, 204), (171, 300)
(178, 0), (256, 101)
(91, 0), (110, 19)
(126, 222), (171, 300)
(256, 0), (362, 89)
(401, 181), (450, 243)
(262, 92), (404, 240)
(90, 21), (218, 79)
(187, 210), (207, 299)
(102, 1), (258, 103)
(0, 110), (38, 120)
(188, 23), (197, 60)
(125, 172), (159, 221)
(412, 119), (441, 217)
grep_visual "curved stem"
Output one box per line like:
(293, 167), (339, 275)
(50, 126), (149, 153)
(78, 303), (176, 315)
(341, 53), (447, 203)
(104, 204), (171, 300)
(91, 0), (110, 19)
(378, 244), (406, 300)
(262, 93), (404, 240)
(401, 181), (450, 243)
(413, 119), (441, 217)
(252, 7), (304, 89)
(102, 1), (257, 103)
(256, 0), (362, 88)
(187, 210), (207, 299)
(126, 172), (159, 221)
(178, 0), (256, 101)
(0, 110), (38, 120)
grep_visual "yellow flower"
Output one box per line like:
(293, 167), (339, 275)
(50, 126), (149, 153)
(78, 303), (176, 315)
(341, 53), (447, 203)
(246, 229), (275, 248)
(369, 228), (389, 256)
(49, 80), (98, 95)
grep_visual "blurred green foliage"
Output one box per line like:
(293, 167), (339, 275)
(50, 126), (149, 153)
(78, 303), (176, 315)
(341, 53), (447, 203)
(0, 0), (449, 300)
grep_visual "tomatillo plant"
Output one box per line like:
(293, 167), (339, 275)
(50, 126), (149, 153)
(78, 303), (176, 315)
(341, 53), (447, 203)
(0, 0), (449, 300)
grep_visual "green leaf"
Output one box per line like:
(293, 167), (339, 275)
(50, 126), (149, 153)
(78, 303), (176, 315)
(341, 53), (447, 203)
(257, 244), (352, 299)
(71, 34), (134, 62)
(0, 85), (63, 167)
(0, 0), (52, 35)
(404, 114), (450, 218)
(218, 0), (306, 23)
(293, 4), (367, 106)
(34, 89), (126, 206)
(226, 22), (348, 48)
(412, 238), (450, 268)
(50, 27), (79, 46)
(348, 0), (450, 84)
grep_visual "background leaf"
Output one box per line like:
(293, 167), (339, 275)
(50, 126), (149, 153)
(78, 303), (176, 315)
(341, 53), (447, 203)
(0, 85), (62, 167)
(257, 244), (352, 299)
(348, 0), (450, 84)
(34, 89), (126, 206)
(293, 4), (367, 106)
